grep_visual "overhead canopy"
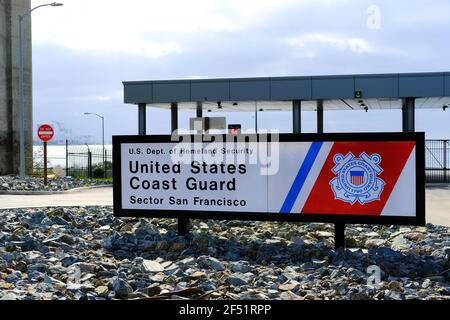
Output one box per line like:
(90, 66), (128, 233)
(123, 72), (450, 112)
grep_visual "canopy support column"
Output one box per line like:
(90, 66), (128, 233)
(197, 102), (203, 118)
(402, 98), (416, 133)
(171, 103), (178, 135)
(293, 100), (302, 134)
(138, 103), (146, 135)
(317, 100), (324, 134)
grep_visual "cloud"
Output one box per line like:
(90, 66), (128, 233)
(287, 33), (375, 57)
(30, 0), (299, 58)
(30, 0), (353, 58)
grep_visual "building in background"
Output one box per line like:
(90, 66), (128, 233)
(0, 0), (32, 175)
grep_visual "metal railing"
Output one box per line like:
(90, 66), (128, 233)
(425, 140), (449, 183)
(32, 140), (112, 179)
(66, 141), (112, 179)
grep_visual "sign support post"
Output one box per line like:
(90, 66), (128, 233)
(43, 141), (48, 186)
(37, 124), (54, 186)
(334, 223), (345, 251)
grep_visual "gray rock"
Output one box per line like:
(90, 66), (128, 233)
(142, 260), (164, 273)
(56, 234), (76, 245)
(365, 239), (386, 248)
(311, 259), (328, 268)
(27, 212), (46, 225)
(226, 273), (249, 286)
(365, 232), (381, 238)
(280, 291), (303, 300)
(3, 252), (16, 263)
(202, 257), (225, 271)
(51, 217), (69, 226)
(421, 279), (433, 289)
(6, 272), (21, 283)
(391, 235), (413, 251)
(230, 262), (250, 273)
(70, 262), (97, 273)
(387, 281), (403, 292)
(110, 277), (133, 299)
(66, 283), (95, 292)
(28, 263), (48, 273)
(422, 260), (443, 276)
(0, 293), (18, 300)
(41, 218), (57, 228)
(44, 275), (67, 287)
(61, 255), (80, 267)
(21, 239), (41, 252)
(346, 268), (365, 280)
(316, 231), (334, 238)
(384, 290), (404, 300)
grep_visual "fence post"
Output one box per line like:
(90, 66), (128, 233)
(104, 149), (107, 179)
(444, 140), (448, 183)
(88, 151), (93, 180)
(65, 140), (69, 177)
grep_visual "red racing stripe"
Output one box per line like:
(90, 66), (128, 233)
(301, 141), (416, 216)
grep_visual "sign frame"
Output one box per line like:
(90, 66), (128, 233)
(113, 132), (425, 227)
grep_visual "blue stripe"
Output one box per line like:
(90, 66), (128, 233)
(280, 142), (324, 214)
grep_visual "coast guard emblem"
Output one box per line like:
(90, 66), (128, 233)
(330, 152), (385, 205)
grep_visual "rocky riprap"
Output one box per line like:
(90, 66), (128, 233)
(0, 176), (111, 192)
(0, 206), (449, 300)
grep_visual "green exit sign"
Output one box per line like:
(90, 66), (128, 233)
(354, 91), (363, 99)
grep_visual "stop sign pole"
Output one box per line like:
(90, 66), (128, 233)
(37, 124), (54, 186)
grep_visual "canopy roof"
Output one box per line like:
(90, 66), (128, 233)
(123, 72), (450, 112)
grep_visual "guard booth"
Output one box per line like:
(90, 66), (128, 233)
(116, 72), (450, 249)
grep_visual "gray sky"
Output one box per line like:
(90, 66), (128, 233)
(31, 0), (450, 143)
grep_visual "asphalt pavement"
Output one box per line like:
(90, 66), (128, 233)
(0, 186), (448, 227)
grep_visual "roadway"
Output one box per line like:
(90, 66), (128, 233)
(0, 186), (448, 227)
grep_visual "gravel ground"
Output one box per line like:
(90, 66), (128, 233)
(0, 176), (111, 192)
(0, 206), (449, 300)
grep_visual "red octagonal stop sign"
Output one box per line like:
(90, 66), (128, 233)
(38, 124), (54, 142)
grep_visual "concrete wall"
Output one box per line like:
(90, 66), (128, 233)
(0, 0), (32, 175)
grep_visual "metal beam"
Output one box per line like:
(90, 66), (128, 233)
(138, 103), (146, 135)
(317, 100), (324, 134)
(402, 98), (415, 133)
(293, 100), (302, 134)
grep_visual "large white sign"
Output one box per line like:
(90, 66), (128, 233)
(115, 134), (424, 222)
